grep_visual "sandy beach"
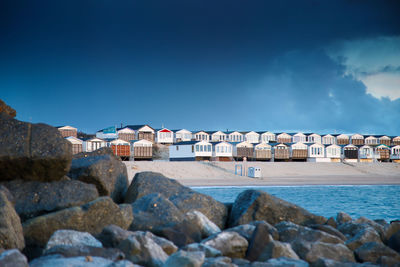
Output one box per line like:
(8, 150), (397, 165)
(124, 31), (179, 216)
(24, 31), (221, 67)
(123, 161), (400, 187)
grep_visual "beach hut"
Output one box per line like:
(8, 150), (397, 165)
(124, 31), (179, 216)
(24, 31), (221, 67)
(351, 134), (364, 146)
(194, 140), (213, 161)
(308, 143), (328, 162)
(359, 145), (374, 162)
(213, 142), (233, 161)
(82, 137), (107, 152)
(117, 127), (136, 142)
(392, 136), (400, 146)
(336, 134), (350, 145)
(326, 144), (341, 162)
(322, 134), (336, 145)
(343, 144), (358, 162)
(65, 136), (83, 154)
(291, 142), (308, 161)
(169, 141), (196, 161)
(211, 131), (227, 142)
(390, 145), (400, 163)
(307, 133), (322, 144)
(293, 132), (307, 143)
(254, 143), (272, 161)
(235, 141), (254, 160)
(260, 131), (276, 143)
(245, 131), (260, 144)
(174, 129), (192, 142)
(96, 126), (118, 140)
(57, 125), (78, 138)
(194, 131), (210, 142)
(227, 131), (244, 142)
(131, 139), (153, 160)
(365, 136), (379, 146)
(109, 139), (130, 160)
(273, 143), (290, 161)
(156, 128), (174, 144)
(379, 136), (391, 146)
(276, 133), (292, 143)
(375, 144), (390, 162)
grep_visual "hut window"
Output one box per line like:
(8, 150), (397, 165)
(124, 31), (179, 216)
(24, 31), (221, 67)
(191, 145), (194, 153)
(208, 145), (211, 152)
(195, 145), (199, 152)
(176, 146), (179, 151)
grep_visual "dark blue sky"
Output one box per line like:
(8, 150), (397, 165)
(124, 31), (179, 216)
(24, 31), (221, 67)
(1, 0), (400, 135)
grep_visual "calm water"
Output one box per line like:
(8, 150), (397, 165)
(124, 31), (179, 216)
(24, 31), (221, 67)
(193, 185), (400, 222)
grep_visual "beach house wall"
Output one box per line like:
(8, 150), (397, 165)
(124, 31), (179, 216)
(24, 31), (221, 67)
(131, 139), (153, 160)
(293, 133), (307, 143)
(322, 134), (336, 145)
(336, 134), (350, 145)
(390, 145), (400, 162)
(194, 131), (210, 142)
(365, 136), (379, 146)
(308, 143), (328, 162)
(260, 131), (276, 143)
(227, 131), (244, 142)
(245, 131), (260, 144)
(156, 128), (174, 144)
(351, 134), (364, 146)
(194, 141), (213, 160)
(135, 125), (155, 142)
(392, 136), (400, 146)
(375, 144), (390, 162)
(109, 139), (130, 159)
(379, 136), (391, 146)
(291, 142), (308, 161)
(359, 145), (374, 162)
(343, 144), (358, 162)
(213, 142), (233, 161)
(83, 137), (107, 152)
(169, 141), (196, 161)
(65, 136), (83, 154)
(211, 131), (227, 142)
(175, 129), (192, 142)
(277, 133), (292, 143)
(326, 144), (341, 162)
(58, 126), (78, 138)
(255, 143), (272, 161)
(235, 141), (254, 160)
(117, 127), (136, 142)
(274, 143), (290, 161)
(307, 133), (322, 144)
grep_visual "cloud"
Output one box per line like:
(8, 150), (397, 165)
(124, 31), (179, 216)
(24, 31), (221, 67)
(326, 36), (400, 100)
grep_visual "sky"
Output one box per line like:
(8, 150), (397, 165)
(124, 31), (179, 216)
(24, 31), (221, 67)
(1, 0), (400, 135)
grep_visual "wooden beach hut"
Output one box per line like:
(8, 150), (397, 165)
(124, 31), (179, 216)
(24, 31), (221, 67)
(276, 133), (292, 143)
(322, 134), (336, 145)
(174, 129), (192, 142)
(57, 125), (78, 138)
(194, 131), (210, 142)
(227, 131), (244, 142)
(117, 127), (136, 142)
(245, 131), (260, 144)
(83, 137), (107, 152)
(213, 142), (233, 161)
(65, 136), (83, 154)
(392, 136), (400, 146)
(351, 134), (364, 146)
(336, 134), (349, 145)
(390, 145), (400, 163)
(109, 139), (130, 160)
(235, 141), (254, 160)
(194, 140), (213, 161)
(307, 133), (322, 144)
(359, 145), (374, 162)
(260, 131), (276, 143)
(378, 136), (391, 146)
(131, 139), (153, 160)
(169, 141), (196, 161)
(273, 143), (290, 161)
(326, 144), (341, 162)
(291, 142), (308, 161)
(308, 143), (328, 162)
(156, 128), (174, 144)
(255, 143), (272, 161)
(343, 144), (358, 162)
(365, 136), (379, 146)
(293, 132), (307, 143)
(211, 131), (227, 142)
(375, 144), (390, 162)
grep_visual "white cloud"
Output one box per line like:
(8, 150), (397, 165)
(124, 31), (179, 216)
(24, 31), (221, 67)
(363, 72), (400, 100)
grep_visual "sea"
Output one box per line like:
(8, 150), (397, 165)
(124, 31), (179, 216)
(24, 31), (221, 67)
(192, 185), (400, 222)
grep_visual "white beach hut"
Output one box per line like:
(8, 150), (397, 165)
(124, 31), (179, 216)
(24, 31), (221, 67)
(390, 145), (400, 162)
(326, 144), (341, 162)
(194, 131), (210, 142)
(359, 145), (374, 162)
(131, 139), (153, 160)
(83, 137), (107, 152)
(255, 143), (272, 161)
(293, 132), (307, 143)
(117, 127), (136, 142)
(169, 141), (196, 161)
(260, 131), (276, 143)
(213, 141), (233, 161)
(211, 131), (227, 142)
(322, 134), (336, 145)
(57, 125), (78, 138)
(245, 131), (260, 144)
(277, 133), (292, 143)
(227, 131), (244, 142)
(156, 128), (174, 144)
(194, 140), (213, 160)
(365, 136), (379, 146)
(174, 129), (192, 142)
(307, 133), (322, 144)
(393, 136), (400, 146)
(65, 136), (83, 154)
(308, 143), (328, 162)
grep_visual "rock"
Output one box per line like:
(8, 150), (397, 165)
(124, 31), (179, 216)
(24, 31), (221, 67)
(276, 222), (343, 245)
(336, 212), (352, 225)
(228, 190), (326, 227)
(185, 210), (221, 238)
(202, 256), (236, 267)
(325, 217), (337, 229)
(158, 218), (202, 247)
(354, 242), (400, 263)
(124, 172), (228, 228)
(388, 230), (400, 252)
(132, 231), (178, 255)
(355, 217), (385, 241)
(386, 221), (400, 243)
(43, 245), (125, 261)
(311, 258), (378, 267)
(0, 185), (14, 205)
(246, 223), (274, 261)
(309, 225), (346, 241)
(182, 243), (222, 257)
(0, 249), (28, 267)
(250, 221), (279, 240)
(119, 204), (134, 229)
(345, 227), (382, 251)
(292, 241), (355, 263)
(162, 250), (205, 267)
(0, 113), (72, 182)
(68, 148), (128, 203)
(377, 255), (400, 267)
(0, 190), (25, 250)
(0, 99), (16, 117)
(262, 257), (309, 267)
(226, 224), (256, 241)
(202, 231), (249, 258)
(29, 254), (135, 267)
(258, 240), (299, 261)
(23, 197), (129, 258)
(45, 229), (102, 251)
(1, 179), (98, 221)
(117, 233), (168, 267)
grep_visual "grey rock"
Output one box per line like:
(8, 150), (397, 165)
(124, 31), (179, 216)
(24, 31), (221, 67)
(355, 217), (385, 241)
(345, 227), (382, 251)
(68, 148), (128, 203)
(43, 245), (125, 261)
(45, 229), (102, 251)
(325, 217), (337, 229)
(354, 242), (400, 264)
(0, 113), (72, 182)
(292, 241), (355, 263)
(0, 99), (16, 118)
(124, 172), (228, 228)
(162, 250), (205, 267)
(119, 204), (134, 230)
(202, 231), (249, 258)
(182, 243), (222, 257)
(202, 256), (237, 267)
(158, 218), (202, 247)
(336, 212), (352, 225)
(262, 257), (309, 267)
(1, 179), (98, 222)
(386, 221), (400, 243)
(309, 225), (346, 241)
(258, 240), (299, 261)
(0, 190), (25, 250)
(0, 249), (28, 267)
(246, 223), (274, 261)
(226, 224), (256, 241)
(250, 221), (279, 240)
(311, 258), (379, 267)
(29, 254), (128, 267)
(388, 230), (400, 252)
(228, 190), (326, 228)
(185, 210), (221, 238)
(377, 255), (400, 267)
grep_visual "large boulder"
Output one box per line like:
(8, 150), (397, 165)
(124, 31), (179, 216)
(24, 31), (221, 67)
(185, 210), (221, 239)
(44, 229), (102, 251)
(1, 179), (98, 221)
(124, 172), (228, 228)
(0, 113), (72, 182)
(257, 240), (299, 261)
(202, 231), (249, 258)
(246, 223), (274, 261)
(260, 257), (310, 267)
(0, 99), (16, 118)
(354, 242), (400, 264)
(345, 226), (382, 251)
(228, 190), (326, 227)
(68, 148), (128, 203)
(0, 190), (25, 250)
(162, 250), (205, 267)
(181, 243), (222, 257)
(388, 230), (400, 253)
(292, 241), (355, 263)
(0, 249), (28, 267)
(308, 224), (347, 242)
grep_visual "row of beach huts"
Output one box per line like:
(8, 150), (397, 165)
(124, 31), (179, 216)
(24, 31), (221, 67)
(57, 125), (400, 163)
